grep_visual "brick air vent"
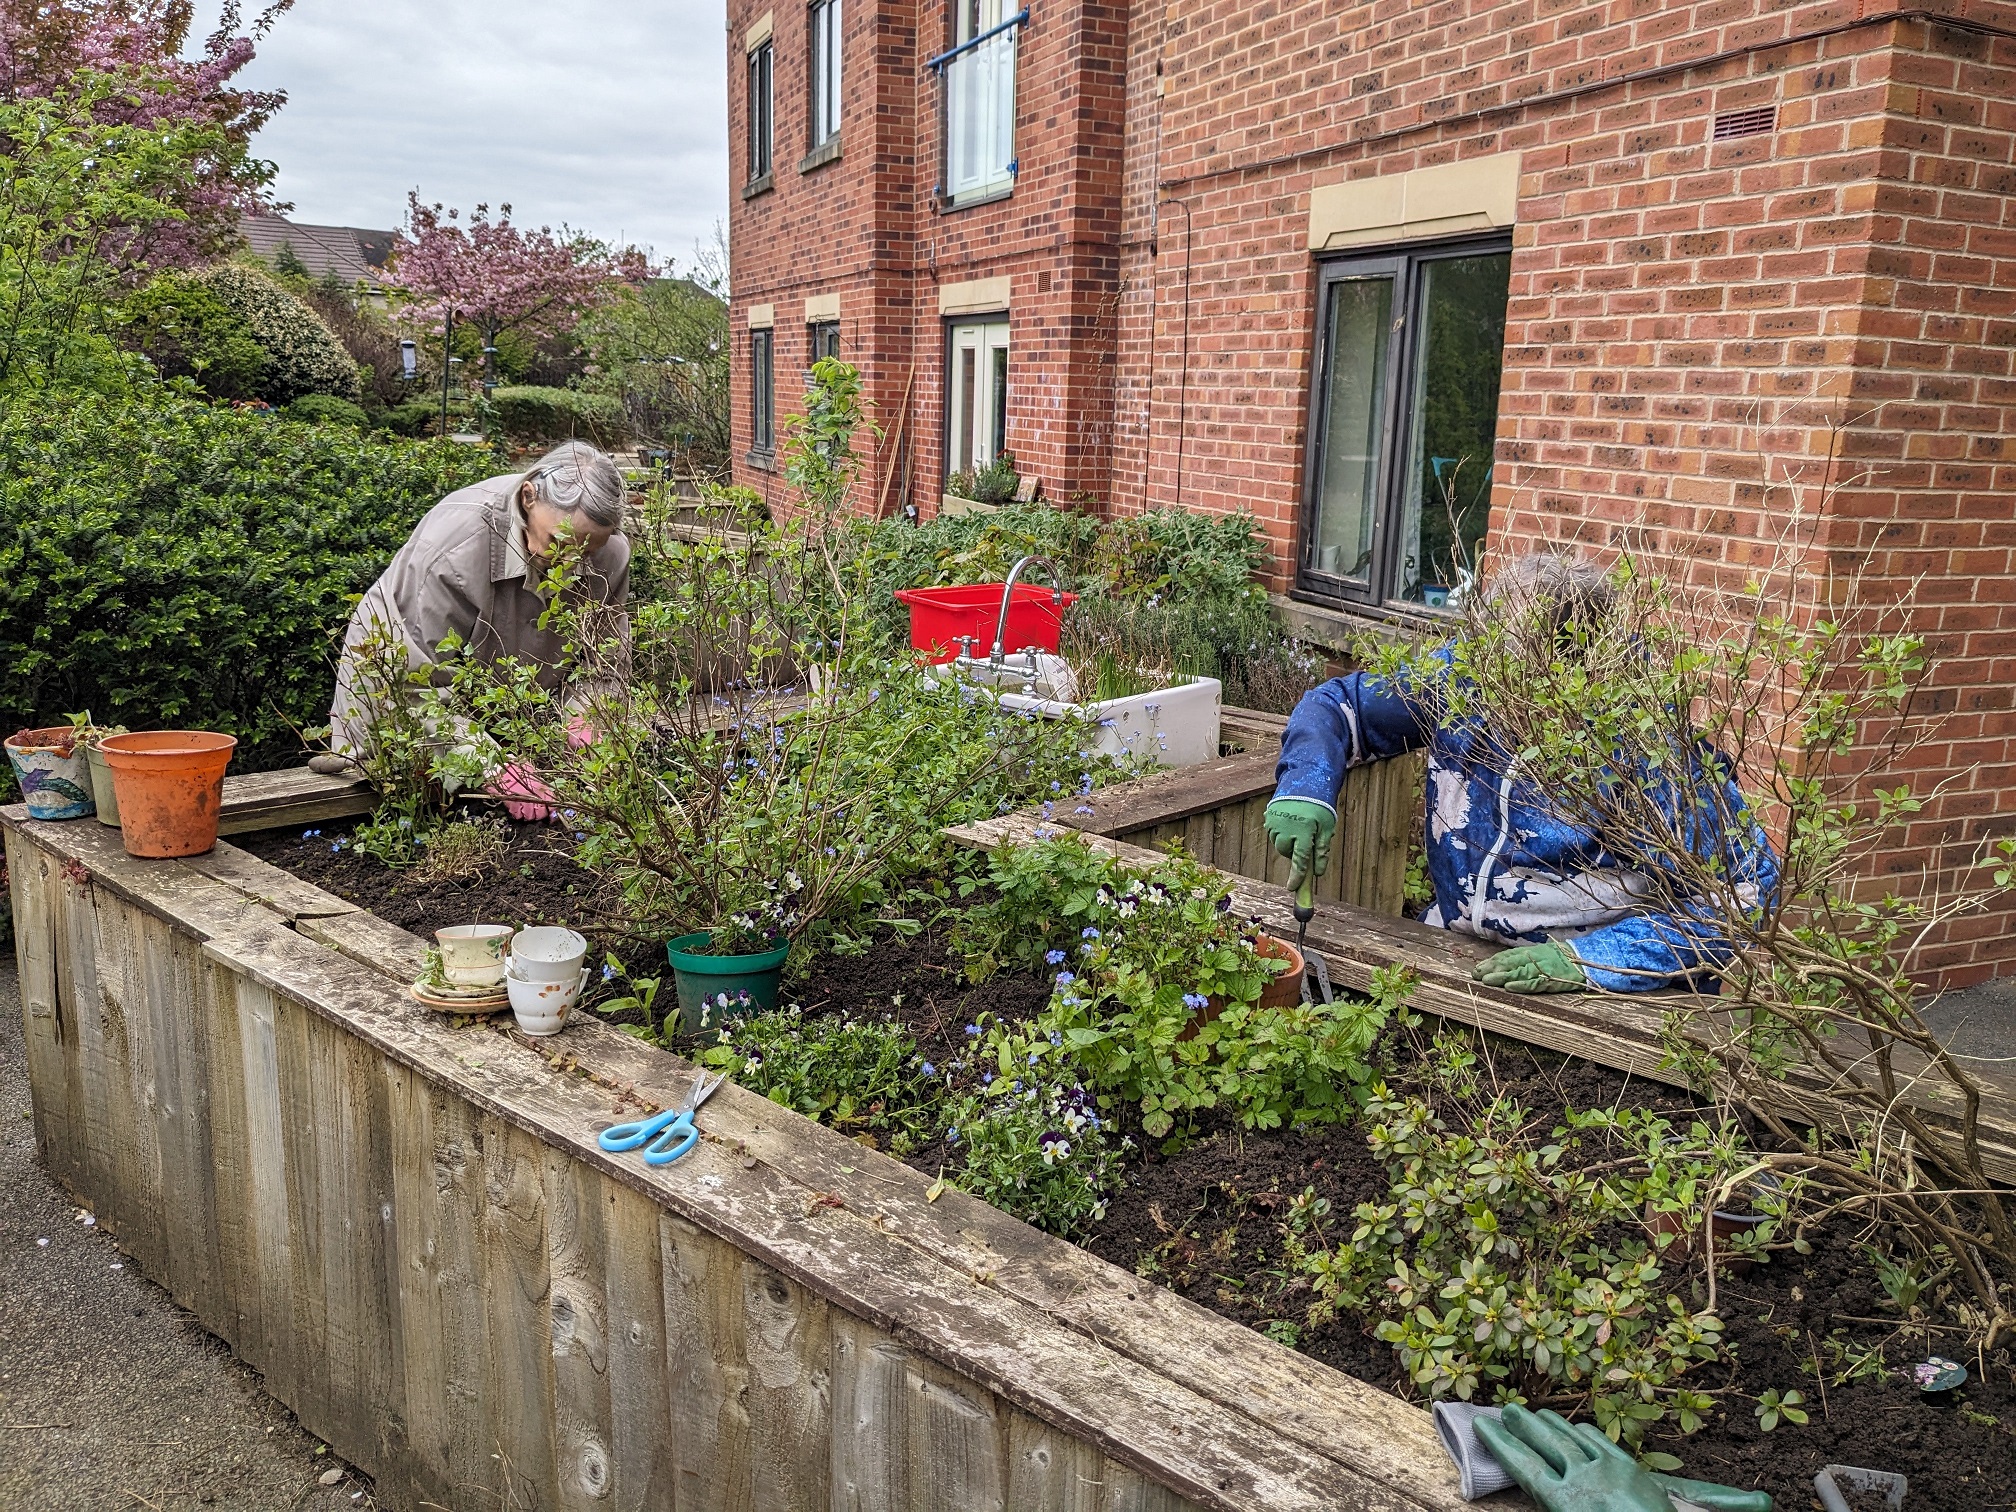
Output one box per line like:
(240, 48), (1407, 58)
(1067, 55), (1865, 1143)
(1712, 106), (1777, 141)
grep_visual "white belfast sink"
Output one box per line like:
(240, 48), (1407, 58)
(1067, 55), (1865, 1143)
(997, 677), (1223, 768)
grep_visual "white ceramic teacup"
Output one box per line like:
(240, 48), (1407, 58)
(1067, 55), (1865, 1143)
(510, 926), (588, 983)
(435, 924), (514, 988)
(508, 966), (588, 1036)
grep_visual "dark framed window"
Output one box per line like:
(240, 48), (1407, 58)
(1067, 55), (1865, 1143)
(750, 328), (775, 454)
(810, 320), (840, 364)
(809, 0), (842, 148)
(746, 41), (774, 184)
(1297, 237), (1511, 611)
(945, 318), (1009, 477)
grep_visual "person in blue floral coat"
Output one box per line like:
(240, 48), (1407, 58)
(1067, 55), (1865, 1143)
(1264, 555), (1778, 995)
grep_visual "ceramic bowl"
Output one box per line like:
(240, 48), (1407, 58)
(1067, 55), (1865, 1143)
(435, 924), (515, 987)
(507, 965), (588, 1036)
(511, 926), (588, 983)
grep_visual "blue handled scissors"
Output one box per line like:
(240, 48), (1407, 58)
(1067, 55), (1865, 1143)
(598, 1070), (726, 1167)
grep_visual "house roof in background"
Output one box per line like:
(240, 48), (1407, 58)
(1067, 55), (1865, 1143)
(240, 213), (396, 284)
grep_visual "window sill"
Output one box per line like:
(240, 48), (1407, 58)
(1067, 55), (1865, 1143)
(799, 139), (842, 174)
(1273, 590), (1455, 655)
(744, 448), (777, 472)
(936, 184), (1014, 215)
(741, 172), (775, 201)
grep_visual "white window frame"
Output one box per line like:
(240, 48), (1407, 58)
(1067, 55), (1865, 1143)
(937, 1), (1022, 206)
(809, 0), (842, 148)
(946, 319), (1009, 477)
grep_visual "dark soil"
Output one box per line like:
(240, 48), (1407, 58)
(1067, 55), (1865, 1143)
(247, 827), (2016, 1511)
(237, 817), (623, 948)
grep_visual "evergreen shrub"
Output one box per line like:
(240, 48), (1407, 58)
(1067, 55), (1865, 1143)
(0, 391), (495, 768)
(196, 264), (361, 403)
(488, 385), (627, 448)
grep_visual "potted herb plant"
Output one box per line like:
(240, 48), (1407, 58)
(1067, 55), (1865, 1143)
(67, 711), (130, 827)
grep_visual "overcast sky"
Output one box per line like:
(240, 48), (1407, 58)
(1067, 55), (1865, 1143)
(235, 0), (728, 269)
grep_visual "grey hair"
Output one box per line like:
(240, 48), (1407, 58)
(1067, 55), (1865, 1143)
(524, 441), (626, 529)
(1483, 551), (1616, 637)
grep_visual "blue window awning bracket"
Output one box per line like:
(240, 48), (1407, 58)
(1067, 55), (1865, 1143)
(927, 8), (1029, 71)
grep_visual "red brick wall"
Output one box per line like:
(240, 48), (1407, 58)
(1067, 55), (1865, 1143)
(726, 2), (2016, 976)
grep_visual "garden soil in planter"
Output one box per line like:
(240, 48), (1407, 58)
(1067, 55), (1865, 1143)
(247, 824), (2016, 1511)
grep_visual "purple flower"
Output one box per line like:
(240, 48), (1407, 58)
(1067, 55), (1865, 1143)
(1183, 992), (1208, 1010)
(1054, 971), (1075, 986)
(1082, 927), (1101, 940)
(964, 1023), (981, 1036)
(920, 1062), (936, 1078)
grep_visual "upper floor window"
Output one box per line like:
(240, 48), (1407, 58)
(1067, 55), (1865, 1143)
(1298, 239), (1510, 612)
(810, 320), (840, 364)
(746, 40), (774, 184)
(809, 0), (842, 148)
(935, 0), (1022, 206)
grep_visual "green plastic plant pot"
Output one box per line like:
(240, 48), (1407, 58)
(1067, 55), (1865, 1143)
(667, 931), (790, 1035)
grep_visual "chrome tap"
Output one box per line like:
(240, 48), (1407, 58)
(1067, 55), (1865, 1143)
(991, 555), (1067, 667)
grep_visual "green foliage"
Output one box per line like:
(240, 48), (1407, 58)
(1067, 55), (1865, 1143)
(1752, 1389), (1807, 1432)
(120, 271), (270, 399)
(946, 450), (1021, 505)
(285, 393), (371, 428)
(192, 264), (360, 402)
(380, 400), (441, 437)
(698, 1006), (937, 1153)
(944, 1077), (1129, 1239)
(0, 71), (230, 394)
(573, 258), (730, 476)
(1282, 1051), (1757, 1447)
(960, 839), (1389, 1140)
(0, 389), (496, 767)
(488, 385), (627, 448)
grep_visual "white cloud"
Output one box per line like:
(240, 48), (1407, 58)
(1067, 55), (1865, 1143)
(235, 0), (728, 269)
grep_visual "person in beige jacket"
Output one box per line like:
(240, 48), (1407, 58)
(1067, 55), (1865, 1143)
(326, 440), (631, 818)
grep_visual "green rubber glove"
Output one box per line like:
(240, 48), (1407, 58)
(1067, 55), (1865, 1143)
(1263, 799), (1336, 890)
(1472, 940), (1586, 994)
(1475, 1405), (1771, 1512)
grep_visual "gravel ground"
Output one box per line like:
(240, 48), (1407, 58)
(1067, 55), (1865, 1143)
(0, 961), (376, 1512)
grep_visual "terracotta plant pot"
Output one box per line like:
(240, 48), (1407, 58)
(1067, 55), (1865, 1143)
(84, 740), (121, 827)
(1180, 934), (1306, 1040)
(98, 731), (237, 858)
(6, 727), (95, 820)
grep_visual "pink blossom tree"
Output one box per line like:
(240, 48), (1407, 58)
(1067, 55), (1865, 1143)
(387, 192), (651, 394)
(0, 1), (295, 268)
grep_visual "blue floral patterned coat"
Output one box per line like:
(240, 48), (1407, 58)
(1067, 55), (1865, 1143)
(1273, 650), (1778, 992)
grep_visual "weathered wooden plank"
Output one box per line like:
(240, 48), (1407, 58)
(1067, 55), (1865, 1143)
(273, 950), (336, 1437)
(662, 1210), (754, 1512)
(6, 831), (74, 1185)
(214, 766), (375, 836)
(830, 1311), (910, 1511)
(603, 1183), (678, 1511)
(482, 1120), (559, 1504)
(230, 972), (298, 1403)
(301, 907), (429, 984)
(743, 1260), (834, 1512)
(903, 1346), (1009, 1512)
(1085, 751), (1276, 836)
(142, 905), (223, 1322)
(187, 844), (360, 921)
(547, 1145), (616, 1511)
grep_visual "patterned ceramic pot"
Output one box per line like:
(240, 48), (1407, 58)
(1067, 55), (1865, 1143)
(5, 728), (95, 820)
(435, 924), (515, 988)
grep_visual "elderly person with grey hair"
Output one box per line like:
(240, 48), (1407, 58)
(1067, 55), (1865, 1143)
(1262, 552), (1778, 995)
(326, 441), (631, 818)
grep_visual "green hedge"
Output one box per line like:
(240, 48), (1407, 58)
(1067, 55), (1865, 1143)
(0, 391), (498, 769)
(489, 385), (628, 448)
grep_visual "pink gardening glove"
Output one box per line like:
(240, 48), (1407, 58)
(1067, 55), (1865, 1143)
(488, 762), (557, 821)
(565, 714), (597, 750)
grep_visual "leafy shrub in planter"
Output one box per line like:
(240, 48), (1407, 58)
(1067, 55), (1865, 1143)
(194, 265), (362, 403)
(285, 394), (370, 428)
(946, 450), (1021, 505)
(0, 390), (496, 768)
(488, 385), (627, 448)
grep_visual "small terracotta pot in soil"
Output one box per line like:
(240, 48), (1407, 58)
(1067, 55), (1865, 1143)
(5, 727), (95, 821)
(83, 740), (121, 827)
(1643, 1201), (1771, 1274)
(98, 731), (237, 858)
(1179, 934), (1306, 1041)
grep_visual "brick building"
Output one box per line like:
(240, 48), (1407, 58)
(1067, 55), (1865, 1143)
(725, 1), (2016, 980)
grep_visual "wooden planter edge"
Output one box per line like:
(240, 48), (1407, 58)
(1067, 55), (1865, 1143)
(3, 804), (1487, 1512)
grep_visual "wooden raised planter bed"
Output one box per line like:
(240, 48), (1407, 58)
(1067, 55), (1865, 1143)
(4, 781), (1487, 1512)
